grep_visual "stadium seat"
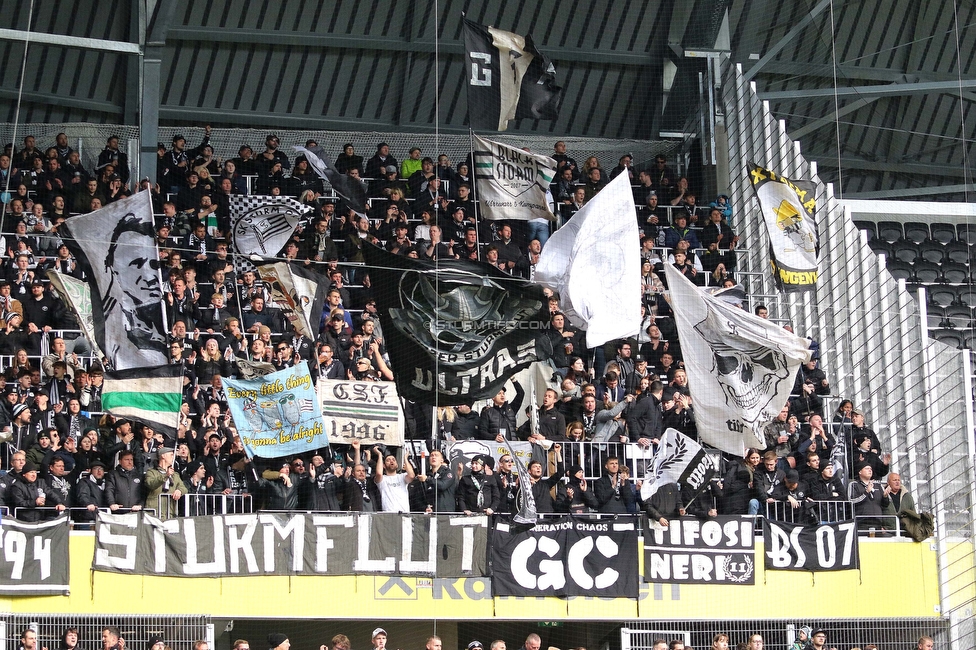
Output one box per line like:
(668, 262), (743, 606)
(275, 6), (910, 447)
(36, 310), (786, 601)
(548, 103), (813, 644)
(942, 262), (969, 284)
(885, 259), (915, 281)
(958, 287), (976, 309)
(931, 328), (965, 348)
(945, 241), (972, 265)
(868, 239), (892, 257)
(963, 330), (976, 350)
(919, 240), (947, 264)
(912, 260), (941, 283)
(903, 222), (930, 244)
(925, 303), (946, 328)
(891, 239), (920, 264)
(853, 220), (876, 241)
(930, 222), (957, 245)
(930, 285), (957, 308)
(877, 221), (903, 243)
(944, 304), (973, 329)
(958, 223), (976, 246)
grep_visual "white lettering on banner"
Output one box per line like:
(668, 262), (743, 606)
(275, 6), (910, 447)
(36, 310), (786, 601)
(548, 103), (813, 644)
(511, 534), (629, 591)
(354, 514), (396, 572)
(312, 515), (354, 573)
(469, 52), (492, 86)
(450, 516), (487, 572)
(183, 519), (226, 575)
(225, 515), (260, 574)
(2, 531), (27, 579)
(151, 519), (179, 572)
(766, 521), (857, 570)
(258, 514), (305, 572)
(652, 517), (753, 547)
(766, 523), (804, 568)
(31, 536), (51, 580)
(567, 536), (619, 589)
(400, 516), (437, 574)
(648, 553), (746, 581)
(93, 516), (138, 570)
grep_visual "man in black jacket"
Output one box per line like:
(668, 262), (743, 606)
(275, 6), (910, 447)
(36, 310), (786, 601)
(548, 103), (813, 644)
(479, 389), (517, 441)
(105, 450), (144, 512)
(625, 380), (665, 446)
(594, 456), (630, 514)
(518, 460), (562, 513)
(458, 455), (500, 514)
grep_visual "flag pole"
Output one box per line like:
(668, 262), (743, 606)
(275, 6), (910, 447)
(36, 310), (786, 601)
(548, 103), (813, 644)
(467, 128), (483, 258)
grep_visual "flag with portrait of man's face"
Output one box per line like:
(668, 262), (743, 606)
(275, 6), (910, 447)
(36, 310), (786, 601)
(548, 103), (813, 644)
(61, 191), (169, 370)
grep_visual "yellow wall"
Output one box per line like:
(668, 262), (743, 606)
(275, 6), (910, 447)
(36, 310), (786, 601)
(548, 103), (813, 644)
(2, 534), (946, 620)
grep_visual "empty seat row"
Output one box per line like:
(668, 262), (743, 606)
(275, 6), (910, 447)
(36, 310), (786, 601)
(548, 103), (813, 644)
(873, 239), (976, 265)
(885, 259), (976, 284)
(930, 328), (976, 349)
(856, 220), (976, 246)
(926, 303), (976, 328)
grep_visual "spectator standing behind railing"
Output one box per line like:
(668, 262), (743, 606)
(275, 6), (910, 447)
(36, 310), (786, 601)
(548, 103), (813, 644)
(144, 448), (186, 520)
(848, 461), (890, 532)
(255, 460), (299, 510)
(105, 449), (144, 512)
(11, 460), (64, 521)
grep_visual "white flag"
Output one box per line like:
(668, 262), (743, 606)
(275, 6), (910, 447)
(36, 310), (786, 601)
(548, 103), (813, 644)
(534, 172), (641, 347)
(473, 134), (556, 221)
(664, 263), (812, 454)
(640, 428), (718, 501)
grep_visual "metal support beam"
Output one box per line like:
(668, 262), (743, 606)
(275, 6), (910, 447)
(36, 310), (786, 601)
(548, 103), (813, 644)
(742, 0), (830, 81)
(760, 78), (976, 100)
(165, 27), (650, 66)
(0, 27), (141, 54)
(139, 0), (177, 187)
(840, 183), (976, 199)
(789, 97), (878, 138)
(0, 87), (118, 114)
(813, 155), (972, 178)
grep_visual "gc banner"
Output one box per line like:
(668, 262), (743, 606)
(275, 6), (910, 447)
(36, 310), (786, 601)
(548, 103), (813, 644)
(490, 516), (638, 597)
(643, 516), (756, 584)
(93, 512), (487, 578)
(318, 379), (405, 446)
(0, 517), (70, 594)
(763, 519), (859, 572)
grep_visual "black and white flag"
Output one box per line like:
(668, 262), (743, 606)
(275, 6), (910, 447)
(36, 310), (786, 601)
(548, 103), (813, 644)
(664, 263), (812, 455)
(748, 162), (819, 293)
(363, 246), (550, 403)
(463, 18), (563, 131)
(295, 145), (368, 217)
(473, 134), (556, 222)
(257, 262), (329, 340)
(61, 191), (168, 370)
(763, 519), (859, 572)
(640, 428), (718, 502)
(46, 269), (107, 364)
(231, 195), (309, 260)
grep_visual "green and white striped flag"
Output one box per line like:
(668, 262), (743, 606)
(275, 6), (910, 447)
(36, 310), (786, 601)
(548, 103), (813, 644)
(103, 364), (184, 436)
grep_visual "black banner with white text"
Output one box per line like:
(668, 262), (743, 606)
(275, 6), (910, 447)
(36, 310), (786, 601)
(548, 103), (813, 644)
(643, 516), (756, 584)
(93, 512), (488, 578)
(0, 517), (70, 594)
(763, 519), (860, 571)
(490, 517), (639, 597)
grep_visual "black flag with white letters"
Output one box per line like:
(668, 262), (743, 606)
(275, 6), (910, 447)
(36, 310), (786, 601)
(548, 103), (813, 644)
(363, 246), (550, 404)
(763, 519), (860, 572)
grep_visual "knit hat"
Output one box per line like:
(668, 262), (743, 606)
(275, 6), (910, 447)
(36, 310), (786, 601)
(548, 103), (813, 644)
(22, 460), (38, 473)
(268, 634), (289, 649)
(147, 636), (164, 650)
(799, 627), (812, 639)
(11, 403), (28, 418)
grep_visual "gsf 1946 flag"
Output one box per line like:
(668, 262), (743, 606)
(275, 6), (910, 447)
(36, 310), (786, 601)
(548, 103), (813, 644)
(748, 162), (819, 292)
(318, 379), (405, 447)
(643, 516), (755, 585)
(664, 263), (812, 455)
(490, 516), (638, 597)
(763, 519), (860, 572)
(473, 134), (556, 222)
(60, 191), (168, 370)
(363, 246), (550, 403)
(463, 18), (562, 132)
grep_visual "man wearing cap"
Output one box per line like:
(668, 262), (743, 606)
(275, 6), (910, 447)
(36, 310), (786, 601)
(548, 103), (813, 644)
(848, 461), (890, 532)
(850, 409), (882, 455)
(11, 459), (64, 521)
(145, 448), (186, 519)
(268, 634), (289, 650)
(370, 629), (388, 650)
(255, 460), (299, 510)
(802, 630), (827, 650)
(257, 134), (290, 173)
(770, 469), (817, 524)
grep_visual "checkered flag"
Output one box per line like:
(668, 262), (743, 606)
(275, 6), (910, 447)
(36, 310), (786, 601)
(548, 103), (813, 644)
(230, 195), (312, 276)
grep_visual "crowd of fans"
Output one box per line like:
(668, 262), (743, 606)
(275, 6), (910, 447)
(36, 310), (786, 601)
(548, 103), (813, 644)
(0, 130), (907, 534)
(17, 625), (935, 650)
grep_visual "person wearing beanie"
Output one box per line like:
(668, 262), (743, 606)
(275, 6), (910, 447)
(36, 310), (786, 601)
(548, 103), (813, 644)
(268, 634), (289, 650)
(11, 458), (65, 521)
(458, 454), (499, 515)
(848, 461), (890, 532)
(555, 463), (598, 514)
(147, 636), (165, 650)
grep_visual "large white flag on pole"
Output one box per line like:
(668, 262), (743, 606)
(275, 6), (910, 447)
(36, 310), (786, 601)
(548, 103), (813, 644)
(663, 263), (812, 454)
(472, 134), (556, 221)
(534, 171), (641, 347)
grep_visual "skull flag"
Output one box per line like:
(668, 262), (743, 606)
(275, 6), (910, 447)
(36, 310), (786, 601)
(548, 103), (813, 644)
(363, 245), (550, 404)
(664, 264), (812, 454)
(748, 162), (819, 293)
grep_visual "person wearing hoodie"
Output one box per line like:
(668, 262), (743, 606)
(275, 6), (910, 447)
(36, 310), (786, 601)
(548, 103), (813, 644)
(555, 464), (599, 513)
